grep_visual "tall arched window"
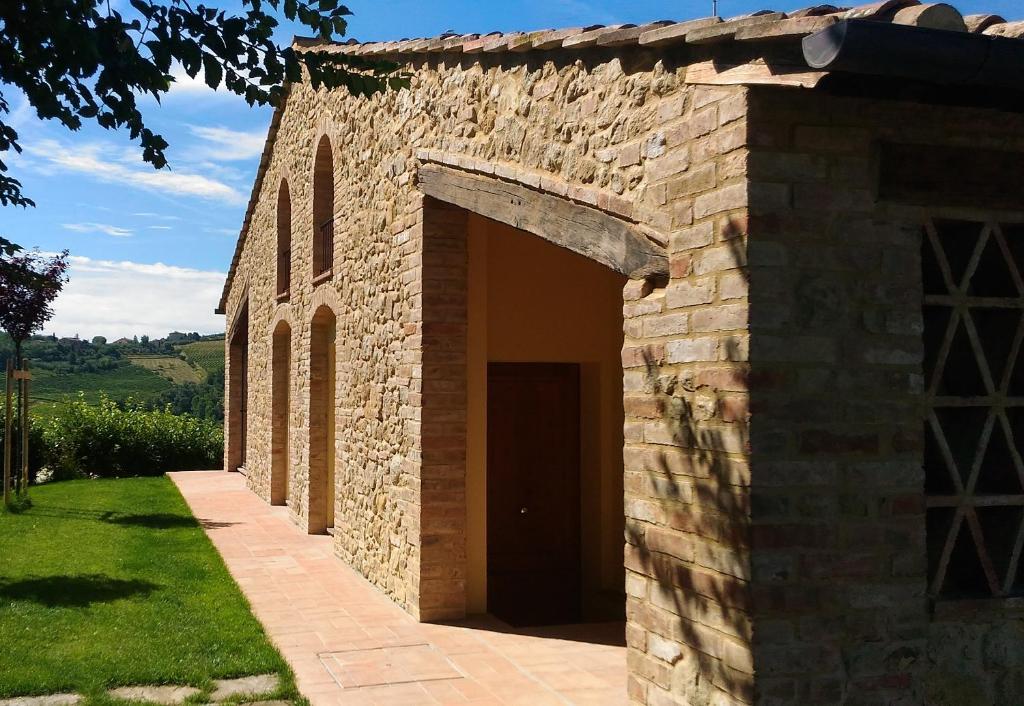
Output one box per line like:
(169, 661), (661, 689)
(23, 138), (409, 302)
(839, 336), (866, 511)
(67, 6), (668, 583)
(276, 180), (291, 299)
(312, 136), (335, 279)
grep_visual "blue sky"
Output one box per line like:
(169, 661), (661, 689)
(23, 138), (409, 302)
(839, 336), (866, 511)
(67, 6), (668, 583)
(2, 0), (1019, 338)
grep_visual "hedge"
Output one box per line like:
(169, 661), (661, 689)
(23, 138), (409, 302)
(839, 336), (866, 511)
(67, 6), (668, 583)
(1, 395), (223, 481)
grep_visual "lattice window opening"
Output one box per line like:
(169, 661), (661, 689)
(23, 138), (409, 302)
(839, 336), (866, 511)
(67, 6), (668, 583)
(922, 218), (1024, 600)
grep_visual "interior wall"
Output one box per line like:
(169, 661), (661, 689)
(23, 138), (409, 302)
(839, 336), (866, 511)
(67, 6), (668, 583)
(466, 213), (627, 617)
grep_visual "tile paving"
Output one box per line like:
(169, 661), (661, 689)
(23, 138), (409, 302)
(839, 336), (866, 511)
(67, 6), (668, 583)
(170, 471), (627, 706)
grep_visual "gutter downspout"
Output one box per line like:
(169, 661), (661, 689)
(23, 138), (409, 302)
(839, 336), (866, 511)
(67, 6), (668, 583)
(803, 20), (1024, 92)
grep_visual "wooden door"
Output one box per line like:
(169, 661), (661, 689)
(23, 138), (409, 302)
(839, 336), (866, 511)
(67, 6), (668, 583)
(487, 362), (581, 626)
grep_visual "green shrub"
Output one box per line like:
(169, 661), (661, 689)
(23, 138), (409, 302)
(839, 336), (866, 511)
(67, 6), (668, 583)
(40, 395), (223, 479)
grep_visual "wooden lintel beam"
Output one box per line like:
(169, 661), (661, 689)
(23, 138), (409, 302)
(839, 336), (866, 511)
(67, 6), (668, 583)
(417, 164), (668, 280)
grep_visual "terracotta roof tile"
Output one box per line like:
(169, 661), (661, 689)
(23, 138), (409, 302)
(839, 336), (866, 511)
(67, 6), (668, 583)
(596, 21), (674, 47)
(462, 32), (500, 53)
(984, 20), (1024, 37)
(686, 12), (788, 44)
(531, 27), (595, 49)
(789, 5), (847, 17)
(735, 14), (838, 40)
(484, 32), (525, 52)
(842, 0), (919, 20)
(892, 3), (967, 31)
(562, 24), (634, 48)
(443, 33), (478, 51)
(507, 30), (551, 52)
(638, 18), (722, 47)
(964, 14), (1005, 32)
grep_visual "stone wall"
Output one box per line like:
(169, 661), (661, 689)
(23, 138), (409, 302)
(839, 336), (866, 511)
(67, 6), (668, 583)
(745, 86), (1024, 705)
(221, 48), (737, 633)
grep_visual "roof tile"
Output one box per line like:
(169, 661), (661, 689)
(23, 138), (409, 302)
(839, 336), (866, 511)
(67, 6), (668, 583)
(596, 21), (675, 47)
(532, 26), (601, 49)
(562, 24), (634, 48)
(841, 0), (920, 20)
(686, 12), (788, 44)
(638, 17), (722, 47)
(484, 32), (525, 52)
(734, 14), (838, 40)
(462, 32), (501, 53)
(984, 20), (1024, 37)
(788, 4), (847, 16)
(963, 14), (1006, 32)
(892, 3), (967, 31)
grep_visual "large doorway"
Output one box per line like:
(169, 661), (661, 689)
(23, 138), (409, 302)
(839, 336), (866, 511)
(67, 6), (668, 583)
(309, 306), (336, 533)
(466, 214), (627, 625)
(487, 363), (582, 626)
(227, 301), (249, 472)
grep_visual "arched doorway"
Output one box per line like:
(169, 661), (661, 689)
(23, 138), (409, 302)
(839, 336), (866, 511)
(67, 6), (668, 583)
(309, 305), (337, 533)
(227, 300), (249, 473)
(270, 320), (291, 505)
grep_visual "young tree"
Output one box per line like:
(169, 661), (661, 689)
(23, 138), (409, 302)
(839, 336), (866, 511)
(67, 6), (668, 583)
(0, 1), (406, 215)
(0, 249), (68, 503)
(0, 250), (70, 364)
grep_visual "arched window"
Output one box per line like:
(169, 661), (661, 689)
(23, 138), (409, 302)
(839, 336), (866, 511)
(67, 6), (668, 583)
(276, 180), (291, 298)
(312, 136), (335, 278)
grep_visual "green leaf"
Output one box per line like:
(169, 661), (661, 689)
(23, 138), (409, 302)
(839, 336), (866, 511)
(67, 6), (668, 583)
(202, 54), (223, 90)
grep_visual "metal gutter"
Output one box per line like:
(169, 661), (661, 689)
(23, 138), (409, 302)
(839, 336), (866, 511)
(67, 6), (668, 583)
(803, 19), (1024, 91)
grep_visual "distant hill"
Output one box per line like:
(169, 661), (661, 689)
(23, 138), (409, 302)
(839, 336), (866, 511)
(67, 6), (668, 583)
(177, 339), (225, 377)
(0, 332), (225, 421)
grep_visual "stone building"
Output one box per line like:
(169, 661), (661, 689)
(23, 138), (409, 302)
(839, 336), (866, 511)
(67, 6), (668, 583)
(218, 3), (1024, 703)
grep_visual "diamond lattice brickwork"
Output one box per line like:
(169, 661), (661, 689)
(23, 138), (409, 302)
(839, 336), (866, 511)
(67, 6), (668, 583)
(922, 218), (1024, 599)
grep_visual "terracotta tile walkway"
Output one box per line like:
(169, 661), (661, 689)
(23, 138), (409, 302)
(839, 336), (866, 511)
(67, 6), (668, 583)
(170, 471), (627, 706)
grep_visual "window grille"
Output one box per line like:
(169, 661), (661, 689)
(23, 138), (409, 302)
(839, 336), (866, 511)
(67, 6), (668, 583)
(316, 218), (334, 277)
(922, 218), (1024, 600)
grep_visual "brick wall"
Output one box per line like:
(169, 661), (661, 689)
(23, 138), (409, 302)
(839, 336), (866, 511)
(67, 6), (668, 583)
(745, 86), (1024, 704)
(622, 86), (754, 706)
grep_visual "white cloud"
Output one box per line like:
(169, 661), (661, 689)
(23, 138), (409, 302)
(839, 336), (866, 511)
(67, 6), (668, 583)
(167, 64), (228, 95)
(188, 124), (266, 161)
(26, 139), (246, 205)
(132, 212), (181, 220)
(47, 255), (225, 339)
(148, 225), (173, 230)
(204, 227), (237, 236)
(62, 222), (134, 237)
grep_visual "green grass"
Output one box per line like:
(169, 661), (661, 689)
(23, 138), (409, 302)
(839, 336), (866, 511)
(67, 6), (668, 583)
(30, 366), (174, 421)
(127, 355), (203, 385)
(177, 341), (225, 378)
(0, 478), (300, 703)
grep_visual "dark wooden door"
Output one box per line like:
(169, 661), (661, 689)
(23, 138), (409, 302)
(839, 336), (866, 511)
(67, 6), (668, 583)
(487, 362), (581, 626)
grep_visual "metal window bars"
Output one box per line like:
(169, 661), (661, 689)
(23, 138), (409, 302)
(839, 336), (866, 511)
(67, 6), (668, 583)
(316, 217), (335, 277)
(922, 217), (1024, 600)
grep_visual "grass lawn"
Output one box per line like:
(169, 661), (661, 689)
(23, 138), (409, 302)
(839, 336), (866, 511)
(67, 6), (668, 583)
(0, 477), (300, 703)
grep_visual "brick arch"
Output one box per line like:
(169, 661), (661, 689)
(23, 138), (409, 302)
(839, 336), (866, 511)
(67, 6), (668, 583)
(269, 301), (295, 334)
(270, 317), (292, 506)
(307, 302), (338, 534)
(308, 284), (342, 320)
